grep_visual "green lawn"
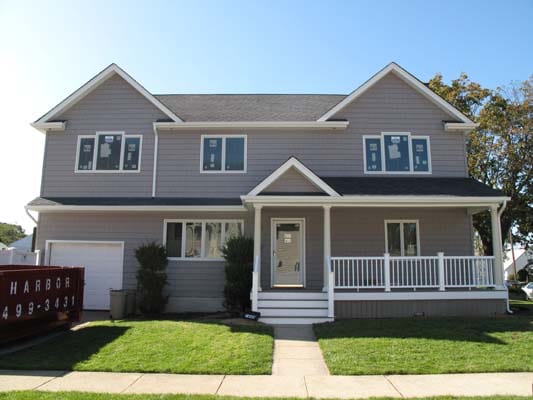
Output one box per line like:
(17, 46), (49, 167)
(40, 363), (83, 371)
(314, 316), (533, 375)
(0, 393), (530, 400)
(510, 299), (533, 313)
(0, 319), (273, 375)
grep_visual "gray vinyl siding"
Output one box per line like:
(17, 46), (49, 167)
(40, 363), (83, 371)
(36, 211), (252, 312)
(259, 207), (473, 290)
(41, 74), (166, 197)
(262, 167), (321, 193)
(40, 71), (469, 199)
(334, 299), (507, 318)
(156, 73), (468, 197)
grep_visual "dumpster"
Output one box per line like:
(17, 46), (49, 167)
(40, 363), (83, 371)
(0, 265), (84, 344)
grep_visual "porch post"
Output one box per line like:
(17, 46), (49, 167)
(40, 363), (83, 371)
(323, 205), (331, 292)
(490, 205), (504, 287)
(254, 205), (263, 291)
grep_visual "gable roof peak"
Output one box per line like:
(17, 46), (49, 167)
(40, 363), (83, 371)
(33, 63), (183, 129)
(317, 62), (474, 125)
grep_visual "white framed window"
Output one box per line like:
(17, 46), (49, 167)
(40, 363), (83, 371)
(384, 220), (420, 256)
(163, 219), (244, 261)
(200, 135), (247, 173)
(363, 133), (431, 174)
(75, 132), (142, 173)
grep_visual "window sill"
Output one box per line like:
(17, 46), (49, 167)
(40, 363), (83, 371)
(200, 170), (247, 174)
(364, 170), (432, 175)
(74, 170), (141, 174)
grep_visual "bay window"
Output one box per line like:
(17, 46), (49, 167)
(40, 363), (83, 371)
(364, 133), (431, 174)
(164, 220), (244, 260)
(385, 220), (420, 256)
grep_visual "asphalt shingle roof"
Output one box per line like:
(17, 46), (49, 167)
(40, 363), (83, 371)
(154, 94), (346, 122)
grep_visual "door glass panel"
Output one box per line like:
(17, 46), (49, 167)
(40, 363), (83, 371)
(386, 223), (402, 256)
(166, 222), (183, 258)
(274, 222), (303, 286)
(403, 223), (418, 256)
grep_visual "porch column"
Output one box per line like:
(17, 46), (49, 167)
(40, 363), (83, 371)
(254, 204), (263, 291)
(323, 205), (331, 292)
(490, 205), (504, 287)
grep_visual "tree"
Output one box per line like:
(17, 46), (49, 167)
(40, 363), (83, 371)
(0, 223), (26, 245)
(429, 74), (533, 254)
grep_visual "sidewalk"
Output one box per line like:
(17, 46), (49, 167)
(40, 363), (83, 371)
(0, 370), (532, 398)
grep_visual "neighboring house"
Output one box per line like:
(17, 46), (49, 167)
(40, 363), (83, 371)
(504, 248), (533, 279)
(9, 235), (33, 252)
(27, 62), (509, 323)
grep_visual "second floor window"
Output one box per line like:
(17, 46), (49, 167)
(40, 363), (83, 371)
(364, 133), (431, 174)
(201, 135), (246, 173)
(76, 132), (142, 172)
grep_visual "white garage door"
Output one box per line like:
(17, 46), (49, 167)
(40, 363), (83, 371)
(48, 241), (124, 310)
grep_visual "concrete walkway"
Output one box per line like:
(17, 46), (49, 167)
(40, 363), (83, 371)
(272, 325), (329, 376)
(0, 370), (532, 397)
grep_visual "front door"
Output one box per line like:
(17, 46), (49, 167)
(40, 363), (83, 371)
(271, 219), (305, 287)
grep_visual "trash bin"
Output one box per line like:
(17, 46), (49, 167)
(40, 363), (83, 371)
(125, 290), (137, 316)
(109, 289), (127, 319)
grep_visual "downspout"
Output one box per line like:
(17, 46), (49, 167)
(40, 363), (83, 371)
(151, 123), (159, 198)
(25, 206), (38, 225)
(497, 200), (513, 314)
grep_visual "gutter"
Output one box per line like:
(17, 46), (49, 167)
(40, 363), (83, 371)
(154, 121), (349, 131)
(152, 123), (159, 197)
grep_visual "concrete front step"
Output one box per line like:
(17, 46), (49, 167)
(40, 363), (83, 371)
(258, 307), (329, 317)
(260, 316), (334, 325)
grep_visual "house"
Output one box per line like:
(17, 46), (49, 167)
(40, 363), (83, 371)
(504, 248), (533, 280)
(9, 235), (33, 252)
(27, 62), (509, 323)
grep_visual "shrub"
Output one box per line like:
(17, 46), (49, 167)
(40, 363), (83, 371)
(222, 236), (254, 312)
(135, 242), (168, 314)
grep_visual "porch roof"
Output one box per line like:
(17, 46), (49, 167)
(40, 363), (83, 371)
(320, 177), (504, 197)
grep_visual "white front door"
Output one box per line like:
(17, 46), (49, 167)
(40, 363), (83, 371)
(48, 241), (124, 310)
(271, 219), (305, 287)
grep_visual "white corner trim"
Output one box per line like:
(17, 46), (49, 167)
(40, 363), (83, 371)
(30, 121), (67, 132)
(154, 121), (349, 130)
(34, 64), (182, 125)
(318, 62), (474, 124)
(247, 157), (340, 197)
(445, 122), (479, 132)
(334, 290), (508, 301)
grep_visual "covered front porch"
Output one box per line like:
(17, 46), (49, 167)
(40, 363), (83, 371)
(242, 157), (509, 323)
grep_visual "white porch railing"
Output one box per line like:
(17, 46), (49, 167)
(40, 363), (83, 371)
(332, 254), (496, 290)
(251, 255), (259, 311)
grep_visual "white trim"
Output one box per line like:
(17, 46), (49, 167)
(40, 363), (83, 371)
(34, 64), (182, 125)
(318, 62), (474, 124)
(363, 132), (432, 175)
(154, 121), (348, 130)
(200, 135), (247, 174)
(334, 290), (508, 301)
(384, 219), (421, 256)
(271, 218), (306, 288)
(241, 195), (509, 206)
(31, 121), (67, 132)
(163, 219), (244, 261)
(29, 204), (247, 213)
(247, 157), (340, 197)
(445, 122), (479, 132)
(74, 132), (142, 173)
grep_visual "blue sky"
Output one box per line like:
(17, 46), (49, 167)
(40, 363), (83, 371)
(0, 0), (532, 232)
